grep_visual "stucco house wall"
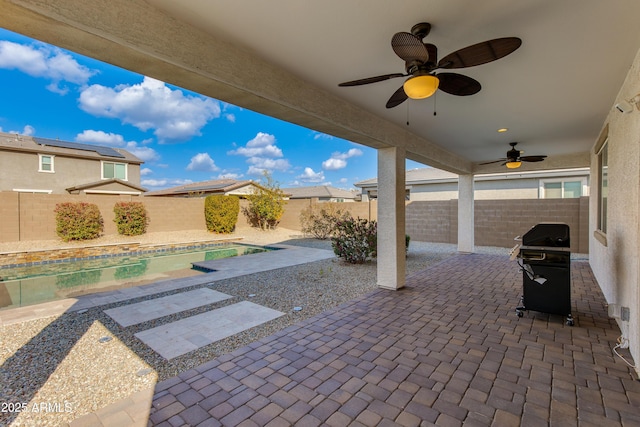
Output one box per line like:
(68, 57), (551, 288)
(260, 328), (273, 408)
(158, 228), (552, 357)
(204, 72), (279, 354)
(359, 168), (589, 201)
(408, 179), (541, 201)
(0, 133), (143, 195)
(589, 47), (640, 375)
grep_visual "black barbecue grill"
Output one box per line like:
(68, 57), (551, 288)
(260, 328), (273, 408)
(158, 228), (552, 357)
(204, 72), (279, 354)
(513, 223), (573, 325)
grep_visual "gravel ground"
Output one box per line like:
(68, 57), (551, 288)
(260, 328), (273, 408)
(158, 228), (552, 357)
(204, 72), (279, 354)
(0, 228), (581, 426)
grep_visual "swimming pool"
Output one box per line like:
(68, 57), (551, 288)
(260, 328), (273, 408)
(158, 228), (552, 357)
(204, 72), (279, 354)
(0, 243), (273, 310)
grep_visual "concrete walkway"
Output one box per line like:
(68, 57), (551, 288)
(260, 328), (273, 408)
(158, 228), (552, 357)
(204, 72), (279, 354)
(145, 254), (640, 426)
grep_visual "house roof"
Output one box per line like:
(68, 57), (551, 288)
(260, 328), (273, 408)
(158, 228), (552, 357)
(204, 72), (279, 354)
(282, 185), (357, 199)
(0, 132), (143, 163)
(355, 167), (591, 188)
(144, 179), (258, 196)
(66, 178), (147, 194)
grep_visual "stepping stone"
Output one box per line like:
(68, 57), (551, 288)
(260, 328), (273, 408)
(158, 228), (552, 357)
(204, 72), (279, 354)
(134, 301), (284, 360)
(105, 288), (231, 327)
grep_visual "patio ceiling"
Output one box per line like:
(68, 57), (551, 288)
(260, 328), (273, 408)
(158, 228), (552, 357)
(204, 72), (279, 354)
(2, 1), (640, 174)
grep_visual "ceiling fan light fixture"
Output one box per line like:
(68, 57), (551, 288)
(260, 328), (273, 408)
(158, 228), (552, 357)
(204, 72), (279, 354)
(506, 160), (522, 169)
(403, 74), (439, 99)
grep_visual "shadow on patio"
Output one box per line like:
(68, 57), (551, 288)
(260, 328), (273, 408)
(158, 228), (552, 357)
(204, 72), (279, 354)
(147, 253), (639, 426)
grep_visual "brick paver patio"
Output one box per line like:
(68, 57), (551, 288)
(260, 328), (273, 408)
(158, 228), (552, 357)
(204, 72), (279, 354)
(148, 254), (640, 426)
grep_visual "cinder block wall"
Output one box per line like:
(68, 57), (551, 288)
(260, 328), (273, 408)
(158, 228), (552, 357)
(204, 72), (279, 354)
(0, 192), (588, 253)
(276, 199), (376, 230)
(474, 198), (587, 253)
(405, 200), (454, 243)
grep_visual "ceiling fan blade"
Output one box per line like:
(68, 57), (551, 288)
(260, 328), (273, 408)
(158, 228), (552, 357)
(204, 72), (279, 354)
(391, 32), (429, 63)
(478, 159), (507, 165)
(437, 73), (481, 96)
(520, 155), (547, 162)
(338, 73), (406, 87)
(437, 37), (522, 69)
(386, 86), (408, 108)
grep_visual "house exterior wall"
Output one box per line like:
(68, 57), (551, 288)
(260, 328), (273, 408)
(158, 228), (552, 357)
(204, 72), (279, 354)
(0, 149), (140, 194)
(589, 47), (640, 375)
(474, 179), (539, 200)
(365, 176), (578, 201)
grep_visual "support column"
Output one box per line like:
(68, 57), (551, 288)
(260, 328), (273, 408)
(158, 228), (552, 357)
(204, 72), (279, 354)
(377, 147), (406, 290)
(458, 174), (475, 253)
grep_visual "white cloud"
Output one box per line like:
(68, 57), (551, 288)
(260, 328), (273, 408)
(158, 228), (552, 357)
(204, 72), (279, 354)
(247, 157), (291, 175)
(322, 158), (347, 170)
(187, 152), (219, 172)
(0, 41), (96, 94)
(228, 132), (283, 158)
(229, 132), (291, 175)
(79, 77), (220, 142)
(322, 148), (363, 170)
(297, 167), (325, 183)
(126, 143), (161, 163)
(76, 129), (160, 162)
(217, 172), (243, 180)
(141, 168), (153, 176)
(225, 113), (236, 123)
(76, 130), (125, 146)
(313, 132), (334, 140)
(1, 124), (36, 136)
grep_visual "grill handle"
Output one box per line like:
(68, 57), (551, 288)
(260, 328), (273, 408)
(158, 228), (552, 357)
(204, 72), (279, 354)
(522, 253), (546, 261)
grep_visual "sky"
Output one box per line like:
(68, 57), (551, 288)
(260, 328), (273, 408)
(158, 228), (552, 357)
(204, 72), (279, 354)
(0, 28), (423, 192)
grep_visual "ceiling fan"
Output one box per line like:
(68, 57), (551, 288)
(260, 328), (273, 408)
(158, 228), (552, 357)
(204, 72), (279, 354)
(479, 142), (547, 169)
(338, 22), (521, 108)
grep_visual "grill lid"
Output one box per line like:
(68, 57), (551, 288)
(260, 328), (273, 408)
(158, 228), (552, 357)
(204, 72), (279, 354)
(522, 223), (570, 247)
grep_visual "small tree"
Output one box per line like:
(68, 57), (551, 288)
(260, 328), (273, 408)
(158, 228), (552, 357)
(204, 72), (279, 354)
(205, 195), (240, 233)
(113, 201), (149, 236)
(54, 202), (104, 242)
(299, 203), (351, 239)
(243, 171), (287, 230)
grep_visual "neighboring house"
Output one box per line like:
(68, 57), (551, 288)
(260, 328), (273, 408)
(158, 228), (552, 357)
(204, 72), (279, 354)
(0, 132), (146, 195)
(356, 167), (590, 201)
(282, 185), (358, 202)
(144, 179), (268, 198)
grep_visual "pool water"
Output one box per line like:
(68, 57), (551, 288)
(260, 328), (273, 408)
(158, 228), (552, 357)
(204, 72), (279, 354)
(0, 244), (272, 310)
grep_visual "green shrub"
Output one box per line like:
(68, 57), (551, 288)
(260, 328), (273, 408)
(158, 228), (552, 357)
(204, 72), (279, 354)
(331, 217), (411, 263)
(299, 203), (352, 239)
(205, 195), (240, 233)
(243, 171), (287, 230)
(113, 201), (149, 236)
(54, 202), (104, 242)
(331, 217), (378, 264)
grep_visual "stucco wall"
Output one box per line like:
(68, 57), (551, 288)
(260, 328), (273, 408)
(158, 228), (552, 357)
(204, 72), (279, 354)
(0, 150), (140, 194)
(589, 47), (640, 373)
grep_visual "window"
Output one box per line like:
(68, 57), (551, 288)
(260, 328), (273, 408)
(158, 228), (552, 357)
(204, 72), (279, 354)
(102, 161), (127, 180)
(598, 139), (608, 233)
(540, 179), (586, 199)
(38, 154), (54, 173)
